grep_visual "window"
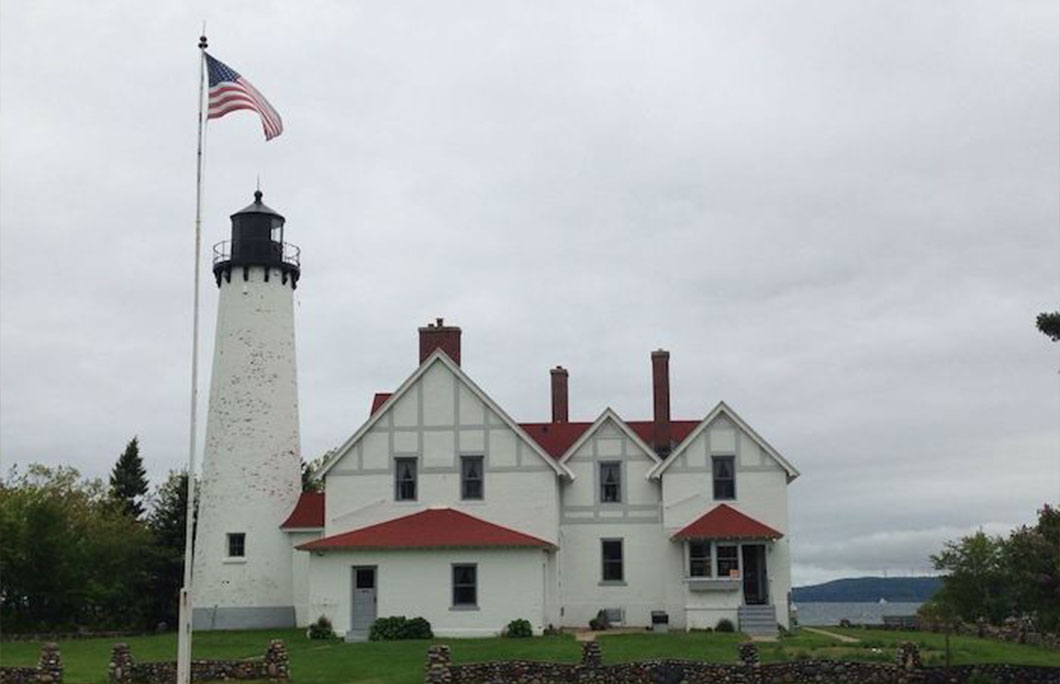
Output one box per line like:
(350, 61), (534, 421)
(689, 540), (711, 577)
(601, 539), (624, 582)
(227, 532), (245, 558)
(712, 455), (736, 500)
(452, 564), (477, 607)
(395, 457), (417, 501)
(600, 462), (622, 503)
(717, 544), (739, 577)
(461, 456), (484, 500)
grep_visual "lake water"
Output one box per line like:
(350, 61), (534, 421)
(794, 601), (923, 626)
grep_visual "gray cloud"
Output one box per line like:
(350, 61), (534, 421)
(2, 0), (1057, 585)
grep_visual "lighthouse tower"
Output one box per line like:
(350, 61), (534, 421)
(192, 191), (303, 629)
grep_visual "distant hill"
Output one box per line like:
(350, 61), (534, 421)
(792, 576), (942, 603)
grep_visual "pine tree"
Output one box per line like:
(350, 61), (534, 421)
(147, 471), (196, 626)
(109, 437), (148, 518)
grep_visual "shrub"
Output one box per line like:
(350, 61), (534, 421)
(715, 618), (735, 632)
(369, 615), (433, 640)
(543, 624), (561, 636)
(504, 618), (533, 638)
(307, 615), (335, 640)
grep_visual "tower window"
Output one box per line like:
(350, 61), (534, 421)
(712, 455), (736, 500)
(461, 456), (484, 500)
(600, 462), (622, 503)
(227, 532), (246, 558)
(395, 457), (417, 501)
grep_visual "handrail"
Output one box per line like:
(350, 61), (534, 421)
(212, 240), (300, 269)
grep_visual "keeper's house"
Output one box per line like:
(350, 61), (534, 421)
(284, 321), (799, 639)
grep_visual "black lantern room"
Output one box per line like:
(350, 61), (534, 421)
(213, 190), (300, 288)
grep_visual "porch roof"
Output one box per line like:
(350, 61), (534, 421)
(297, 507), (555, 551)
(672, 504), (783, 541)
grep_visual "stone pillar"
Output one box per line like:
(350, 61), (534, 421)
(896, 642), (922, 670)
(580, 642), (602, 668)
(107, 644), (134, 684)
(37, 643), (62, 683)
(424, 645), (452, 684)
(264, 640), (290, 681)
(738, 642), (760, 667)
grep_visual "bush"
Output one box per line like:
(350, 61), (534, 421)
(716, 618), (735, 632)
(504, 618), (533, 638)
(368, 615), (434, 641)
(307, 615), (335, 640)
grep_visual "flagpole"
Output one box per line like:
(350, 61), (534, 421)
(177, 30), (208, 684)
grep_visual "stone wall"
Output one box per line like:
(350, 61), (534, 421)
(0, 643), (62, 684)
(425, 640), (1060, 684)
(107, 640), (289, 684)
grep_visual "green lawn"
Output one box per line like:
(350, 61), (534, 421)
(0, 627), (1056, 684)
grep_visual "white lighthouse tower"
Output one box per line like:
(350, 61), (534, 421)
(192, 191), (303, 629)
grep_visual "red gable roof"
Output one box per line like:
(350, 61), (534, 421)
(297, 508), (554, 551)
(370, 393), (392, 415)
(517, 420), (701, 459)
(672, 504), (783, 541)
(280, 491), (325, 529)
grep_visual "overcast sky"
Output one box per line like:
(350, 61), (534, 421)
(2, 1), (1057, 586)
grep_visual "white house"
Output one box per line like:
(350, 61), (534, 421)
(289, 322), (799, 638)
(192, 193), (799, 639)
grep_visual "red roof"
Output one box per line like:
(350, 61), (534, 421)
(297, 508), (554, 551)
(371, 393), (392, 414)
(280, 491), (325, 529)
(517, 420), (700, 459)
(672, 504), (783, 541)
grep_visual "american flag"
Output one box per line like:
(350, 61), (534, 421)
(205, 53), (283, 140)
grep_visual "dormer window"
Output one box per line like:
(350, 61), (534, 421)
(395, 457), (417, 501)
(600, 462), (622, 503)
(712, 455), (735, 500)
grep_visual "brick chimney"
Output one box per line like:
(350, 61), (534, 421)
(419, 318), (461, 365)
(652, 350), (671, 455)
(550, 366), (569, 423)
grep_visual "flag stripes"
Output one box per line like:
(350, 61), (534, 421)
(204, 53), (283, 140)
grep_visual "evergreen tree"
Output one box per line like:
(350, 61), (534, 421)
(147, 471), (196, 626)
(109, 437), (148, 518)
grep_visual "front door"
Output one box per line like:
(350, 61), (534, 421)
(741, 545), (768, 605)
(351, 566), (377, 634)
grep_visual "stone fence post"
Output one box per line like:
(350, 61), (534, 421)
(424, 645), (452, 684)
(580, 641), (602, 668)
(263, 640), (290, 682)
(896, 642), (922, 671)
(37, 643), (62, 684)
(738, 642), (759, 667)
(107, 644), (134, 683)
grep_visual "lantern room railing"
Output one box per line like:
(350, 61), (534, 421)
(212, 240), (301, 269)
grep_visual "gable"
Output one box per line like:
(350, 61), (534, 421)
(647, 402), (798, 481)
(318, 351), (569, 478)
(559, 409), (660, 467)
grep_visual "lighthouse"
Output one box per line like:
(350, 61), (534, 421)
(192, 191), (303, 629)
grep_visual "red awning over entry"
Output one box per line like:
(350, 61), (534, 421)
(672, 504), (783, 541)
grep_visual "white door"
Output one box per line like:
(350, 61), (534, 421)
(351, 566), (377, 634)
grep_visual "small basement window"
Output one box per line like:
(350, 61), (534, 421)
(689, 540), (711, 577)
(452, 564), (477, 607)
(227, 532), (245, 558)
(600, 462), (622, 503)
(395, 457), (417, 501)
(717, 544), (739, 578)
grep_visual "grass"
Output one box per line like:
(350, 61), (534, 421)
(0, 627), (1056, 684)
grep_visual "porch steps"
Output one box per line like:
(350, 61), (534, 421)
(738, 605), (778, 637)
